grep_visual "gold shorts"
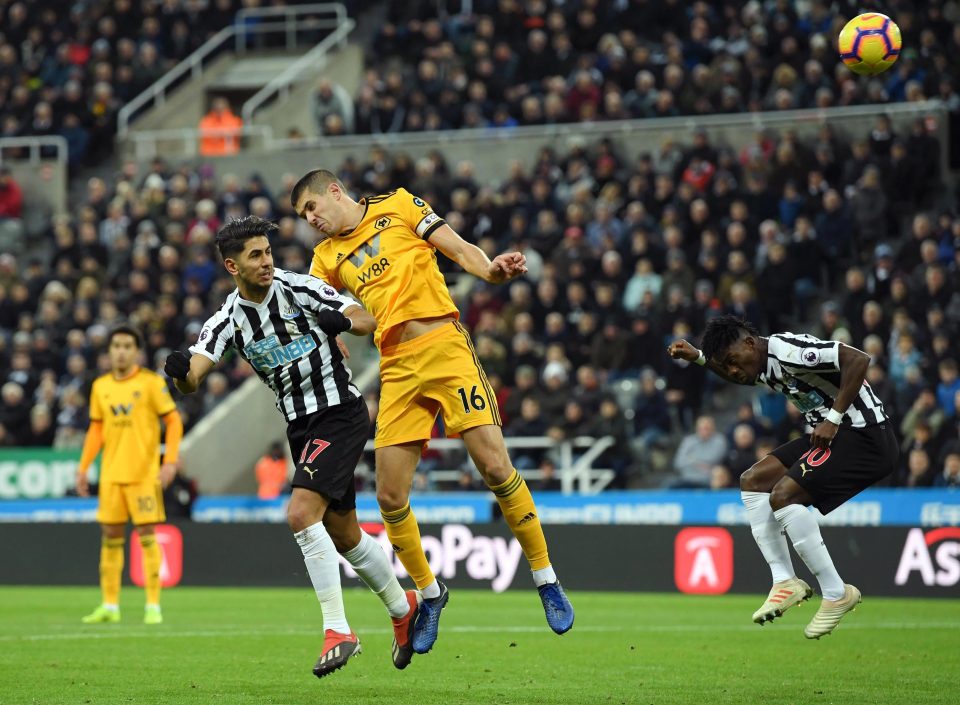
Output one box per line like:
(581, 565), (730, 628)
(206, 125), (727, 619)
(96, 478), (166, 526)
(375, 321), (501, 448)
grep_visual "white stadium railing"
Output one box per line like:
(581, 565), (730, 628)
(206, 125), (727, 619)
(241, 18), (355, 125)
(117, 3), (353, 138)
(124, 125), (274, 161)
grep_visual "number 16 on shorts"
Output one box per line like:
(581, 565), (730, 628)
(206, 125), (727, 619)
(457, 385), (487, 412)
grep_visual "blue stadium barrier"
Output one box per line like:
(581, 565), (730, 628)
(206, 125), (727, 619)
(1, 489), (957, 525)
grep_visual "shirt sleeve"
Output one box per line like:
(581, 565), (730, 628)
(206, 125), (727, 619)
(283, 270), (357, 313)
(189, 310), (234, 364)
(88, 379), (102, 421)
(153, 373), (177, 416)
(396, 187), (445, 241)
(310, 247), (342, 289)
(770, 334), (841, 371)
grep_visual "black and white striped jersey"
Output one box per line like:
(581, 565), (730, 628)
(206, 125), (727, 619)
(758, 333), (888, 428)
(189, 268), (361, 422)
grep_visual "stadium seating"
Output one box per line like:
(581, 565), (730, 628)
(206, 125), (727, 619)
(0, 1), (958, 492)
(341, 1), (960, 135)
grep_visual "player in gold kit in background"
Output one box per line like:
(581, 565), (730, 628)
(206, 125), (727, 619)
(76, 325), (183, 625)
(292, 169), (574, 655)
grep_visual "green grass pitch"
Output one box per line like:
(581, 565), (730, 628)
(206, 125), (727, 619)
(2, 586), (958, 705)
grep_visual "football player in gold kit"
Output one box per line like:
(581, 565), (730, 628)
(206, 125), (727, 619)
(77, 325), (183, 625)
(293, 169), (574, 654)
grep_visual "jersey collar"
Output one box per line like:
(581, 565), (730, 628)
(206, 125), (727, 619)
(237, 280), (277, 309)
(111, 365), (140, 382)
(338, 198), (369, 237)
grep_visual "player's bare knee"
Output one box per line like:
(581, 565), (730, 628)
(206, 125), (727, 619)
(376, 484), (409, 512)
(472, 450), (513, 486)
(739, 466), (759, 492)
(768, 483), (800, 512)
(286, 498), (319, 533)
(479, 462), (513, 487)
(326, 526), (359, 553)
(286, 506), (307, 533)
(101, 524), (125, 539)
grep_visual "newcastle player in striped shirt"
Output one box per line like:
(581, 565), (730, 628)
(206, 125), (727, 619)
(668, 316), (898, 639)
(163, 216), (420, 678)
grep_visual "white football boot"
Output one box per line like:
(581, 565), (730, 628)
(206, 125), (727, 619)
(804, 584), (862, 639)
(752, 577), (814, 625)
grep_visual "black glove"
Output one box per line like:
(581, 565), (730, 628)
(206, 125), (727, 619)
(316, 308), (352, 336)
(164, 350), (191, 380)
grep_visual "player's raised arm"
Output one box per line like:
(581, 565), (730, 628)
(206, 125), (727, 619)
(667, 338), (741, 384)
(427, 223), (528, 284)
(164, 352), (215, 395)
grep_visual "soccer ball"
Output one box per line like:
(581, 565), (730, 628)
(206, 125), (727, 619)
(838, 13), (902, 76)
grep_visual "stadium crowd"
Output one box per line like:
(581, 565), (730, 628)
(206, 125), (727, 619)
(0, 0), (247, 167)
(1, 0), (959, 492)
(0, 0), (372, 167)
(2, 114), (959, 489)
(314, 0), (960, 136)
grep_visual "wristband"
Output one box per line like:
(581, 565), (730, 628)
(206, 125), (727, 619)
(826, 408), (844, 425)
(693, 350), (707, 366)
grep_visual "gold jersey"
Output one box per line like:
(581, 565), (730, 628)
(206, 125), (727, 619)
(309, 187), (457, 348)
(88, 367), (177, 484)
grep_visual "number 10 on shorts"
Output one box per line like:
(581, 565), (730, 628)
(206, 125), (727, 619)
(457, 385), (487, 412)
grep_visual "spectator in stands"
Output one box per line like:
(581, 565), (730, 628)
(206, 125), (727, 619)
(0, 167), (23, 220)
(536, 360), (570, 426)
(900, 388), (947, 447)
(669, 415), (728, 489)
(710, 465), (735, 490)
(23, 404), (56, 446)
(725, 423), (758, 480)
(582, 396), (633, 487)
(534, 459), (562, 492)
(935, 453), (960, 488)
(936, 359), (960, 417)
(198, 97), (243, 157)
(901, 448), (935, 487)
(633, 368), (670, 450)
(255, 441), (289, 500)
(314, 78), (354, 135)
(0, 381), (29, 444)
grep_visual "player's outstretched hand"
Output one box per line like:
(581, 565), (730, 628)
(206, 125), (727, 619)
(667, 339), (700, 363)
(317, 308), (352, 336)
(488, 252), (528, 283)
(164, 350), (191, 380)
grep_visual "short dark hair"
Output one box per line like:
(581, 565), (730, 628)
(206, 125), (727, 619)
(290, 169), (344, 209)
(108, 324), (142, 348)
(700, 315), (760, 361)
(215, 215), (278, 259)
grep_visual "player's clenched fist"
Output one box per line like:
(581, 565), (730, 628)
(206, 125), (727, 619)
(164, 350), (191, 380)
(316, 308), (353, 336)
(667, 339), (700, 362)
